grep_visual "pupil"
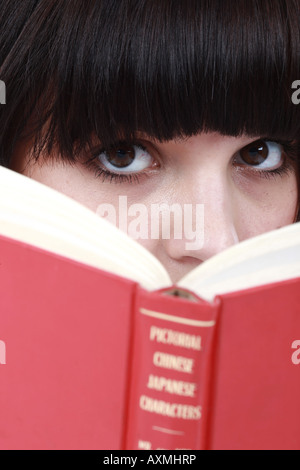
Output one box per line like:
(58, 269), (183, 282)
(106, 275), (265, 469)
(107, 145), (135, 168)
(241, 141), (268, 166)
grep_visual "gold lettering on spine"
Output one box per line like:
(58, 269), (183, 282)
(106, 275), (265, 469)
(147, 374), (197, 397)
(153, 351), (194, 374)
(150, 326), (202, 351)
(139, 395), (202, 420)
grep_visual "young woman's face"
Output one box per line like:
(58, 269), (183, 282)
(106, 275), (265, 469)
(11, 132), (298, 283)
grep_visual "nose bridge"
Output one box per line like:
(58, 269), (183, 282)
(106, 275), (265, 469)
(194, 171), (238, 249)
(163, 168), (239, 261)
(200, 172), (234, 224)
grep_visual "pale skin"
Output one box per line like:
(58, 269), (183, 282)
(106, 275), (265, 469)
(11, 132), (299, 283)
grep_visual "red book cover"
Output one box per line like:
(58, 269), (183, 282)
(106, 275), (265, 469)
(0, 233), (300, 449)
(207, 279), (300, 450)
(0, 235), (136, 450)
(125, 279), (300, 450)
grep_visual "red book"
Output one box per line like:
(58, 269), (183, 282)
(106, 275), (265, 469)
(0, 166), (300, 450)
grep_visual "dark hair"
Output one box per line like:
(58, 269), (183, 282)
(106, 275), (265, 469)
(0, 0), (300, 168)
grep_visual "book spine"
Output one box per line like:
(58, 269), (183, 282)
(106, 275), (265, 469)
(125, 288), (220, 450)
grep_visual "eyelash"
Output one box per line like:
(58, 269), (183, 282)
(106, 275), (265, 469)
(84, 138), (298, 184)
(86, 165), (144, 184)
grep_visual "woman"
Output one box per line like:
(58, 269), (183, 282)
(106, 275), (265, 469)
(0, 0), (299, 283)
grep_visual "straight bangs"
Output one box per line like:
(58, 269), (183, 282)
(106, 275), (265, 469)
(1, 0), (300, 164)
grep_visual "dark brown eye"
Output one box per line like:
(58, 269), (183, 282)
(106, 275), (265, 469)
(98, 143), (153, 173)
(106, 144), (135, 168)
(239, 140), (268, 166)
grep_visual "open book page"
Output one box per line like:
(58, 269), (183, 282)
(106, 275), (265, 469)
(0, 166), (171, 290)
(178, 223), (300, 300)
(1, 165), (299, 300)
